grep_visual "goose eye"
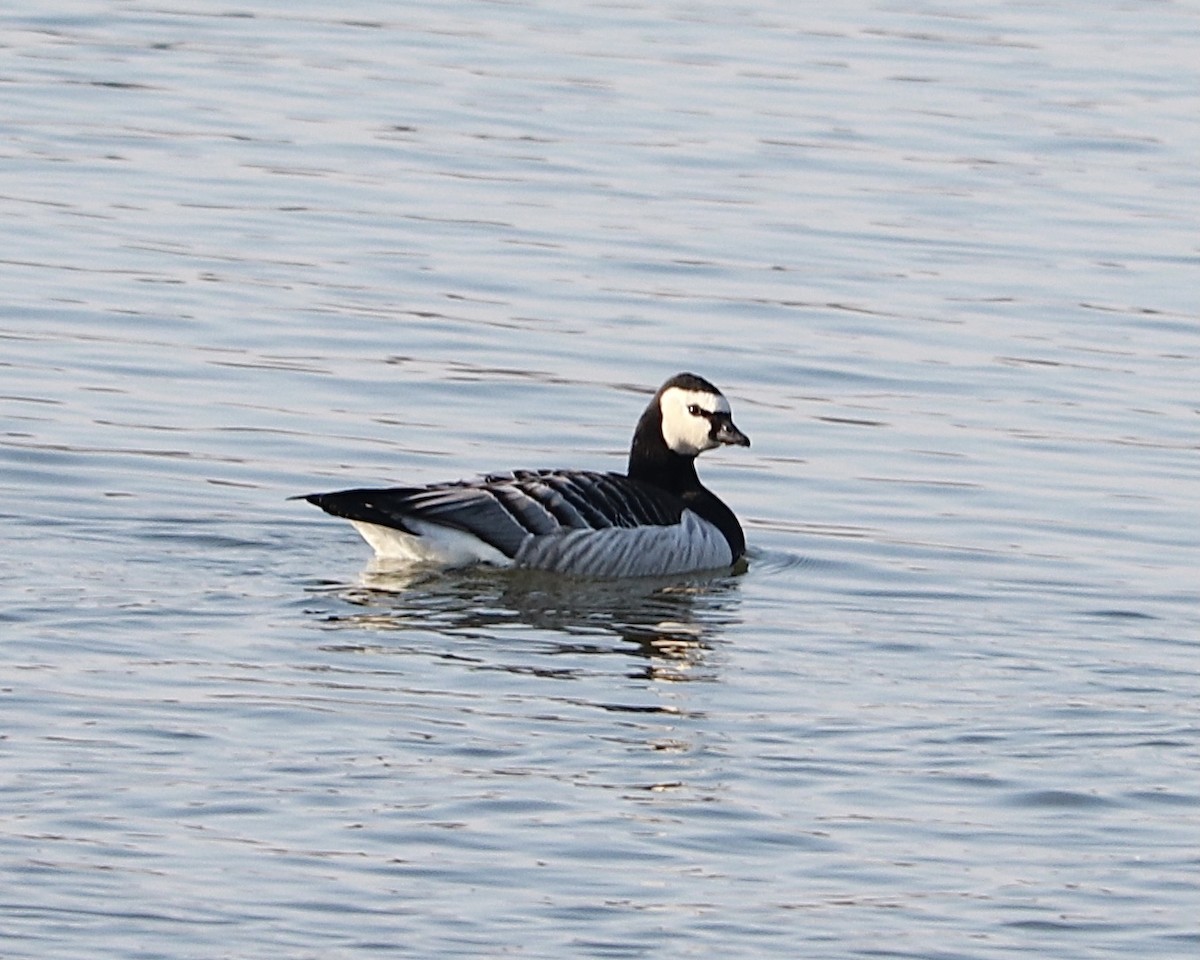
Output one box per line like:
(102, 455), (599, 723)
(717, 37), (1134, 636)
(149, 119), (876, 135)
(687, 404), (705, 417)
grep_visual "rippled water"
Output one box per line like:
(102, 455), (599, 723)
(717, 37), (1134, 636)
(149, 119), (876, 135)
(3, 2), (1198, 958)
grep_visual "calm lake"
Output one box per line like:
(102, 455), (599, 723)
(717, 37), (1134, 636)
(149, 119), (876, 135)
(2, 2), (1198, 958)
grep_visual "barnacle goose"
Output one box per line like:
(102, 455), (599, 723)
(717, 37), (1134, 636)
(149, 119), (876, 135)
(298, 373), (750, 578)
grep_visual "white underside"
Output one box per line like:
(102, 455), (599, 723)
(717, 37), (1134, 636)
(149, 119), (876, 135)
(349, 510), (732, 578)
(350, 519), (512, 567)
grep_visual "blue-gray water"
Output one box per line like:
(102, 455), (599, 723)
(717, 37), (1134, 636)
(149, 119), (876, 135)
(2, 2), (1198, 958)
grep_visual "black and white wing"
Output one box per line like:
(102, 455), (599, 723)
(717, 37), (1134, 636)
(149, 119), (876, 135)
(302, 468), (729, 573)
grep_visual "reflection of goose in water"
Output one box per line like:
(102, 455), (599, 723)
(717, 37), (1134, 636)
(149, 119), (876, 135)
(313, 559), (747, 676)
(298, 374), (750, 578)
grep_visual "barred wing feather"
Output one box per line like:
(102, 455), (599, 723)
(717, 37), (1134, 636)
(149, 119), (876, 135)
(514, 511), (733, 577)
(305, 470), (689, 564)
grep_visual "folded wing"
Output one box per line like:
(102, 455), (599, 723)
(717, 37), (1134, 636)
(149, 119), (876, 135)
(302, 469), (686, 561)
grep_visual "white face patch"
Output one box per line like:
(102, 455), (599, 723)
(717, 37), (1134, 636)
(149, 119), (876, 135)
(659, 387), (730, 456)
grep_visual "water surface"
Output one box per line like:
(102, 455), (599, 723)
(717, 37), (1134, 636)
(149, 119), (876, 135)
(2, 2), (1198, 958)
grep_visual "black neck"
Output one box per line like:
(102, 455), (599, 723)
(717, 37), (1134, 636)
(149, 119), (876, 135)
(627, 431), (700, 496)
(626, 405), (745, 560)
